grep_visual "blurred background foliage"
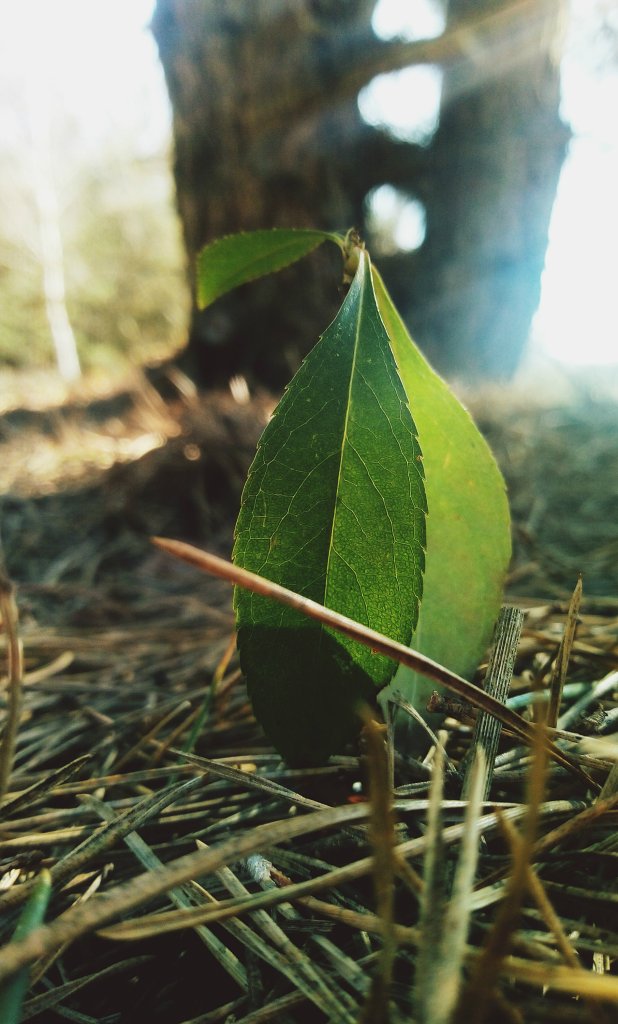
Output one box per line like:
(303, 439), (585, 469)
(0, 140), (188, 376)
(0, 0), (189, 388)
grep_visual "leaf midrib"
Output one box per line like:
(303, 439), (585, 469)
(322, 250), (367, 621)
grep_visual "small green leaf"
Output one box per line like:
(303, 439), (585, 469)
(197, 228), (340, 309)
(372, 269), (511, 719)
(0, 869), (52, 1024)
(234, 251), (426, 764)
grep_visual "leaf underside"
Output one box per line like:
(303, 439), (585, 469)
(233, 252), (426, 764)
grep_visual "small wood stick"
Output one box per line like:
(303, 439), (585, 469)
(0, 566), (24, 803)
(151, 538), (595, 787)
(462, 606), (525, 802)
(547, 576), (582, 729)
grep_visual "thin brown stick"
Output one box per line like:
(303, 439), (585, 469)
(0, 567), (24, 803)
(0, 801), (372, 986)
(547, 576), (582, 728)
(532, 789), (618, 860)
(497, 813), (610, 1024)
(435, 750), (487, 1024)
(456, 708), (549, 1024)
(499, 816), (577, 968)
(151, 537), (595, 787)
(96, 800), (580, 942)
(413, 734), (448, 1022)
(101, 878), (618, 1003)
(358, 715), (397, 1024)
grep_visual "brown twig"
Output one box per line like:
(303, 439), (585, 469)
(547, 576), (582, 728)
(358, 715), (397, 1024)
(151, 537), (596, 788)
(0, 567), (24, 803)
(0, 801), (373, 986)
(456, 706), (549, 1024)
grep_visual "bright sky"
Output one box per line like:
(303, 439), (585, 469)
(0, 0), (167, 159)
(1, 0), (616, 368)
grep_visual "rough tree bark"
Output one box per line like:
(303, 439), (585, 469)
(152, 0), (569, 388)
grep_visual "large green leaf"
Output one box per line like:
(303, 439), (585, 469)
(372, 269), (511, 722)
(233, 251), (427, 764)
(197, 228), (339, 309)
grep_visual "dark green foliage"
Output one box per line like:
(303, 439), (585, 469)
(198, 228), (510, 763)
(233, 252), (426, 763)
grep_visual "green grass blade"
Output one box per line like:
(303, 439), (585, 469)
(0, 869), (52, 1024)
(196, 228), (340, 308)
(234, 250), (426, 764)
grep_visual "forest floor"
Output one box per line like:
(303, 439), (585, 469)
(0, 365), (617, 1022)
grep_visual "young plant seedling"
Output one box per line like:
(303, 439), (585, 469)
(195, 228), (511, 764)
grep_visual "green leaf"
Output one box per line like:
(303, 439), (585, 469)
(197, 228), (340, 309)
(0, 869), (52, 1024)
(371, 269), (511, 720)
(233, 251), (427, 764)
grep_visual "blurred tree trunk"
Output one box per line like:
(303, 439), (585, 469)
(393, 0), (570, 378)
(152, 0), (568, 388)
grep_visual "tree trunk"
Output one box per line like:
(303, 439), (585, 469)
(152, 0), (568, 388)
(397, 0), (570, 379)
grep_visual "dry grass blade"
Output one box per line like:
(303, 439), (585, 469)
(201, 846), (359, 1023)
(456, 705), (549, 1024)
(472, 784), (618, 898)
(20, 955), (152, 1021)
(413, 747), (486, 1024)
(184, 631), (237, 756)
(599, 760), (618, 799)
(174, 748), (371, 843)
(547, 576), (583, 728)
(413, 734), (448, 1022)
(359, 715), (397, 1024)
(97, 877), (618, 1003)
(0, 568), (24, 803)
(98, 800), (580, 942)
(0, 801), (371, 987)
(434, 750), (486, 1023)
(532, 788), (618, 861)
(388, 691), (458, 777)
(254, 866), (371, 1003)
(0, 754), (91, 817)
(151, 537), (595, 786)
(498, 815), (577, 968)
(497, 812), (611, 1024)
(558, 669), (618, 732)
(497, 957), (618, 1001)
(227, 990), (307, 1023)
(85, 795), (248, 991)
(0, 775), (207, 913)
(175, 749), (330, 813)
(112, 699), (192, 771)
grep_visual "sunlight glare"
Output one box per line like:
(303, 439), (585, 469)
(2, 0), (616, 370)
(358, 65), (442, 145)
(533, 8), (618, 366)
(365, 185), (426, 255)
(0, 0), (166, 157)
(372, 0), (445, 42)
